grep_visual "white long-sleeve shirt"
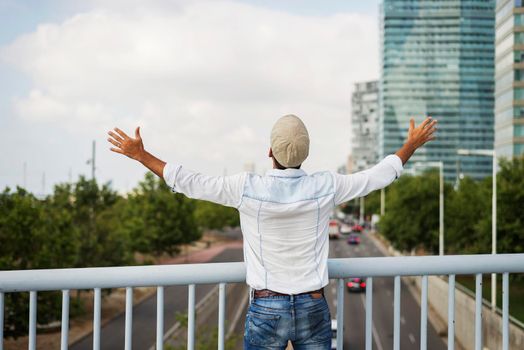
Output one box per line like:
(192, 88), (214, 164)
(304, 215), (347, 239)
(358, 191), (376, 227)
(163, 154), (403, 294)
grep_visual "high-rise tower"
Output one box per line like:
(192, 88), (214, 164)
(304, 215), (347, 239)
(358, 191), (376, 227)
(495, 0), (524, 159)
(380, 0), (495, 180)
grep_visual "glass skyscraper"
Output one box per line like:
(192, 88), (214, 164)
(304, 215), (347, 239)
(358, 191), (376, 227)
(495, 0), (524, 159)
(379, 0), (495, 180)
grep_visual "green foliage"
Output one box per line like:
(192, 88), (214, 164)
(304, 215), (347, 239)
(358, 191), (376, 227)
(372, 156), (524, 256)
(1, 170), (237, 338)
(496, 157), (524, 254)
(123, 173), (201, 256)
(379, 170), (444, 253)
(194, 200), (239, 230)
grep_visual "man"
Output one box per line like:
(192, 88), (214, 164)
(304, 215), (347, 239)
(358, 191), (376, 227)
(107, 114), (436, 349)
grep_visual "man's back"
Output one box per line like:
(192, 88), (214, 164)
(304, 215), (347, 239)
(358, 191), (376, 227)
(240, 168), (334, 294)
(163, 154), (402, 294)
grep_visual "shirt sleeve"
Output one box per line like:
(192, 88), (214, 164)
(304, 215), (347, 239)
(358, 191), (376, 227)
(332, 154), (403, 206)
(163, 163), (247, 208)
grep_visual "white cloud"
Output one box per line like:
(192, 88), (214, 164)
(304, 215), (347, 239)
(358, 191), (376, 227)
(1, 0), (378, 181)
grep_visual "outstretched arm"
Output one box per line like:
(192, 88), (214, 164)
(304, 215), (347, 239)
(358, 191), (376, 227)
(107, 127), (246, 208)
(107, 127), (166, 178)
(395, 116), (437, 165)
(333, 116), (437, 205)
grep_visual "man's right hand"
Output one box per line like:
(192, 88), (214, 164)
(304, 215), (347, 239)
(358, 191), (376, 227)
(395, 116), (437, 165)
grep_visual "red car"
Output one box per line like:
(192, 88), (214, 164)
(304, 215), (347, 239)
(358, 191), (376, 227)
(351, 224), (364, 233)
(347, 278), (367, 292)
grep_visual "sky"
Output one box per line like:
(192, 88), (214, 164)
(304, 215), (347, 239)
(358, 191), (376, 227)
(0, 0), (380, 195)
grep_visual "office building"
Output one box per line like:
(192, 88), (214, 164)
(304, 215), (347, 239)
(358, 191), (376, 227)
(495, 0), (524, 159)
(380, 0), (495, 180)
(351, 80), (380, 171)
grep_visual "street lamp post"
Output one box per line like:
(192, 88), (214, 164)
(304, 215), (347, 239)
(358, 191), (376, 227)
(457, 149), (497, 310)
(414, 161), (444, 256)
(380, 188), (385, 216)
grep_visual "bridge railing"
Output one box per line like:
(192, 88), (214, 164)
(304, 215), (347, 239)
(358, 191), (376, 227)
(1, 253), (524, 350)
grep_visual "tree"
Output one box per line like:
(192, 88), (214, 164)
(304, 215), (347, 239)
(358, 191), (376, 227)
(378, 170), (453, 253)
(496, 156), (524, 254)
(123, 173), (201, 256)
(194, 201), (239, 230)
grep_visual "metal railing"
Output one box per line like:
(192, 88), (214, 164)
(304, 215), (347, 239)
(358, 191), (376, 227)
(1, 253), (524, 350)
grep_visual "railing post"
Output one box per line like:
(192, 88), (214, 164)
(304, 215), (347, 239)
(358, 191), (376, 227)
(93, 288), (101, 350)
(475, 274), (482, 350)
(393, 276), (400, 350)
(218, 283), (226, 350)
(188, 284), (196, 350)
(448, 275), (455, 350)
(0, 292), (4, 350)
(61, 290), (70, 350)
(29, 291), (37, 350)
(336, 279), (345, 350)
(420, 275), (428, 350)
(125, 287), (133, 350)
(365, 277), (373, 350)
(156, 286), (164, 350)
(502, 273), (509, 350)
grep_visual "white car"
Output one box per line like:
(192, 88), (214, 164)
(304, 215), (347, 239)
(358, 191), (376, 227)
(331, 319), (338, 349)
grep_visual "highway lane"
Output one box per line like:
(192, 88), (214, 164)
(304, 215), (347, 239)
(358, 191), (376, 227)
(70, 248), (245, 350)
(325, 233), (447, 349)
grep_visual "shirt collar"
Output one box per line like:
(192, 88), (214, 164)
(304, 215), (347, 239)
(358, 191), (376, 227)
(265, 168), (307, 178)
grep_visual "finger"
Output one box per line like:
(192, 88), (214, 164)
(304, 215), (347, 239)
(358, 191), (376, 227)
(409, 118), (415, 133)
(108, 131), (124, 143)
(135, 126), (141, 139)
(110, 147), (124, 154)
(107, 137), (121, 148)
(425, 126), (437, 135)
(426, 120), (438, 129)
(114, 127), (130, 140)
(420, 116), (433, 128)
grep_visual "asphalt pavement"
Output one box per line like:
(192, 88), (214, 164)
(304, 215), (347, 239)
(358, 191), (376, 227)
(70, 248), (245, 350)
(324, 233), (447, 349)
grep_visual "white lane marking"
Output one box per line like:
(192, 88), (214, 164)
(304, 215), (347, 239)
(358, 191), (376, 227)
(360, 294), (384, 350)
(409, 333), (416, 344)
(401, 316), (405, 325)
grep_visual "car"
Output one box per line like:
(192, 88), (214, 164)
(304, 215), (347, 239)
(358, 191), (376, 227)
(351, 224), (364, 233)
(329, 220), (341, 239)
(347, 234), (360, 245)
(330, 319), (337, 349)
(340, 224), (352, 235)
(346, 277), (366, 293)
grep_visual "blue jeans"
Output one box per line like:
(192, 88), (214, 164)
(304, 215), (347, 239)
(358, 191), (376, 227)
(244, 293), (332, 349)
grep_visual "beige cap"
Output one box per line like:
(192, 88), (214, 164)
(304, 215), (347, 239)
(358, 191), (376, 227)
(270, 114), (310, 168)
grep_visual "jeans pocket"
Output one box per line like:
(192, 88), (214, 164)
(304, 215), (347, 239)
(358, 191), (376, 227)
(307, 306), (331, 342)
(247, 309), (281, 346)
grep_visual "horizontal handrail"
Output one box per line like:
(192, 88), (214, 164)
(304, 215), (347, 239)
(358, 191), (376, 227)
(0, 253), (523, 292)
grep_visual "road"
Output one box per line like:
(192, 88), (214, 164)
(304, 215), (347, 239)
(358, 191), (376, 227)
(71, 232), (447, 349)
(324, 233), (446, 349)
(70, 247), (245, 350)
